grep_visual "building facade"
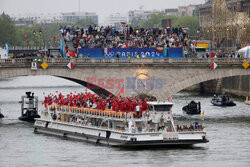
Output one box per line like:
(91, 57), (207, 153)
(164, 9), (178, 16)
(199, 0), (250, 49)
(104, 13), (127, 26)
(128, 10), (162, 25)
(62, 12), (98, 25)
(178, 5), (200, 16)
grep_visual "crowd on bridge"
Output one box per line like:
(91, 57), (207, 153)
(43, 91), (153, 116)
(61, 25), (190, 51)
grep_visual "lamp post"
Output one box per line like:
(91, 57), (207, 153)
(39, 30), (42, 49)
(213, 28), (216, 49)
(33, 30), (37, 49)
(226, 27), (230, 50)
(243, 26), (247, 46)
(197, 30), (200, 40)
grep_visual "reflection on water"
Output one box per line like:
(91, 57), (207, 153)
(0, 76), (250, 167)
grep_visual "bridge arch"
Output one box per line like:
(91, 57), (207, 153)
(0, 58), (249, 100)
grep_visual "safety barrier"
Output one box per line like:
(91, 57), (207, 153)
(50, 105), (137, 119)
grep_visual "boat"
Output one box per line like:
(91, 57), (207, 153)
(19, 92), (40, 122)
(245, 96), (250, 105)
(0, 109), (4, 118)
(182, 101), (201, 115)
(211, 94), (236, 106)
(34, 101), (208, 147)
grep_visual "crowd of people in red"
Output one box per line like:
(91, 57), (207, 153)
(43, 91), (153, 113)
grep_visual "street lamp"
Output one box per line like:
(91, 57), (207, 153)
(197, 30), (200, 40)
(243, 26), (247, 46)
(33, 30), (37, 49)
(226, 28), (230, 49)
(39, 30), (42, 49)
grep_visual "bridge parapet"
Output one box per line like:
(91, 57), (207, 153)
(0, 58), (249, 67)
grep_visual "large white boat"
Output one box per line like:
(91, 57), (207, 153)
(34, 101), (208, 147)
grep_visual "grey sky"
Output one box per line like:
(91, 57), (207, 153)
(0, 0), (205, 23)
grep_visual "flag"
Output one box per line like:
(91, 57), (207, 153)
(5, 43), (9, 56)
(116, 91), (121, 98)
(67, 62), (74, 69)
(156, 47), (164, 53)
(200, 111), (204, 121)
(104, 48), (110, 54)
(169, 96), (173, 102)
(69, 52), (75, 57)
(60, 39), (65, 58)
(246, 47), (249, 58)
(120, 85), (124, 94)
(210, 62), (217, 69)
(209, 42), (211, 57)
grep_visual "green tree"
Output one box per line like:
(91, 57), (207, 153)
(172, 16), (199, 36)
(0, 13), (16, 47)
(139, 13), (199, 36)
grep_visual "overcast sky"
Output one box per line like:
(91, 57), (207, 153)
(0, 0), (205, 23)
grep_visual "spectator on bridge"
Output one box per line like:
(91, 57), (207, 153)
(61, 25), (190, 51)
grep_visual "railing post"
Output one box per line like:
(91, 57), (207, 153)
(11, 59), (15, 64)
(51, 58), (56, 63)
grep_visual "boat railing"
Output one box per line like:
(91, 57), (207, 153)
(176, 124), (204, 132)
(47, 104), (138, 120)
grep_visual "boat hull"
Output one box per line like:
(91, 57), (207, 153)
(34, 120), (208, 147)
(19, 115), (40, 122)
(211, 100), (236, 106)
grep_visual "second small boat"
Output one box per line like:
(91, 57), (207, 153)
(211, 94), (236, 106)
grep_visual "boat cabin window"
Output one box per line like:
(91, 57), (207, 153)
(154, 105), (172, 111)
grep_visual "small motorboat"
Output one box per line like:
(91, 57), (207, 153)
(19, 92), (40, 122)
(211, 94), (236, 106)
(182, 101), (201, 115)
(0, 109), (4, 118)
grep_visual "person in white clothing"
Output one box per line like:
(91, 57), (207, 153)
(136, 105), (140, 118)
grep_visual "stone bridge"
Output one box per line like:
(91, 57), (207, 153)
(0, 58), (249, 100)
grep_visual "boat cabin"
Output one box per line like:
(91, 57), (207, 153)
(19, 92), (40, 122)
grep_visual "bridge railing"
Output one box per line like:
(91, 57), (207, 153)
(0, 58), (249, 66)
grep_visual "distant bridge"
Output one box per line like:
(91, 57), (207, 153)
(0, 58), (249, 100)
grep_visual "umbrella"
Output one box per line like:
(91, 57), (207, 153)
(66, 25), (72, 28)
(79, 39), (84, 42)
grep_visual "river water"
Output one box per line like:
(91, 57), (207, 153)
(0, 76), (250, 167)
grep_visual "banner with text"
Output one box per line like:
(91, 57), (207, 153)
(78, 47), (183, 58)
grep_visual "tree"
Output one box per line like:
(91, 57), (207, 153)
(173, 16), (199, 36)
(0, 13), (16, 47)
(139, 13), (199, 36)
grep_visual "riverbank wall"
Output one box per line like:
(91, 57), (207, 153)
(185, 75), (250, 97)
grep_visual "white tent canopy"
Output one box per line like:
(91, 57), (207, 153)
(238, 46), (250, 58)
(0, 47), (9, 59)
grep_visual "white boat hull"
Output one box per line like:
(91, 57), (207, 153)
(34, 119), (208, 147)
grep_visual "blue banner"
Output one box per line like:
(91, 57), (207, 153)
(60, 40), (65, 58)
(78, 48), (103, 58)
(78, 48), (183, 58)
(163, 47), (183, 58)
(104, 48), (164, 58)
